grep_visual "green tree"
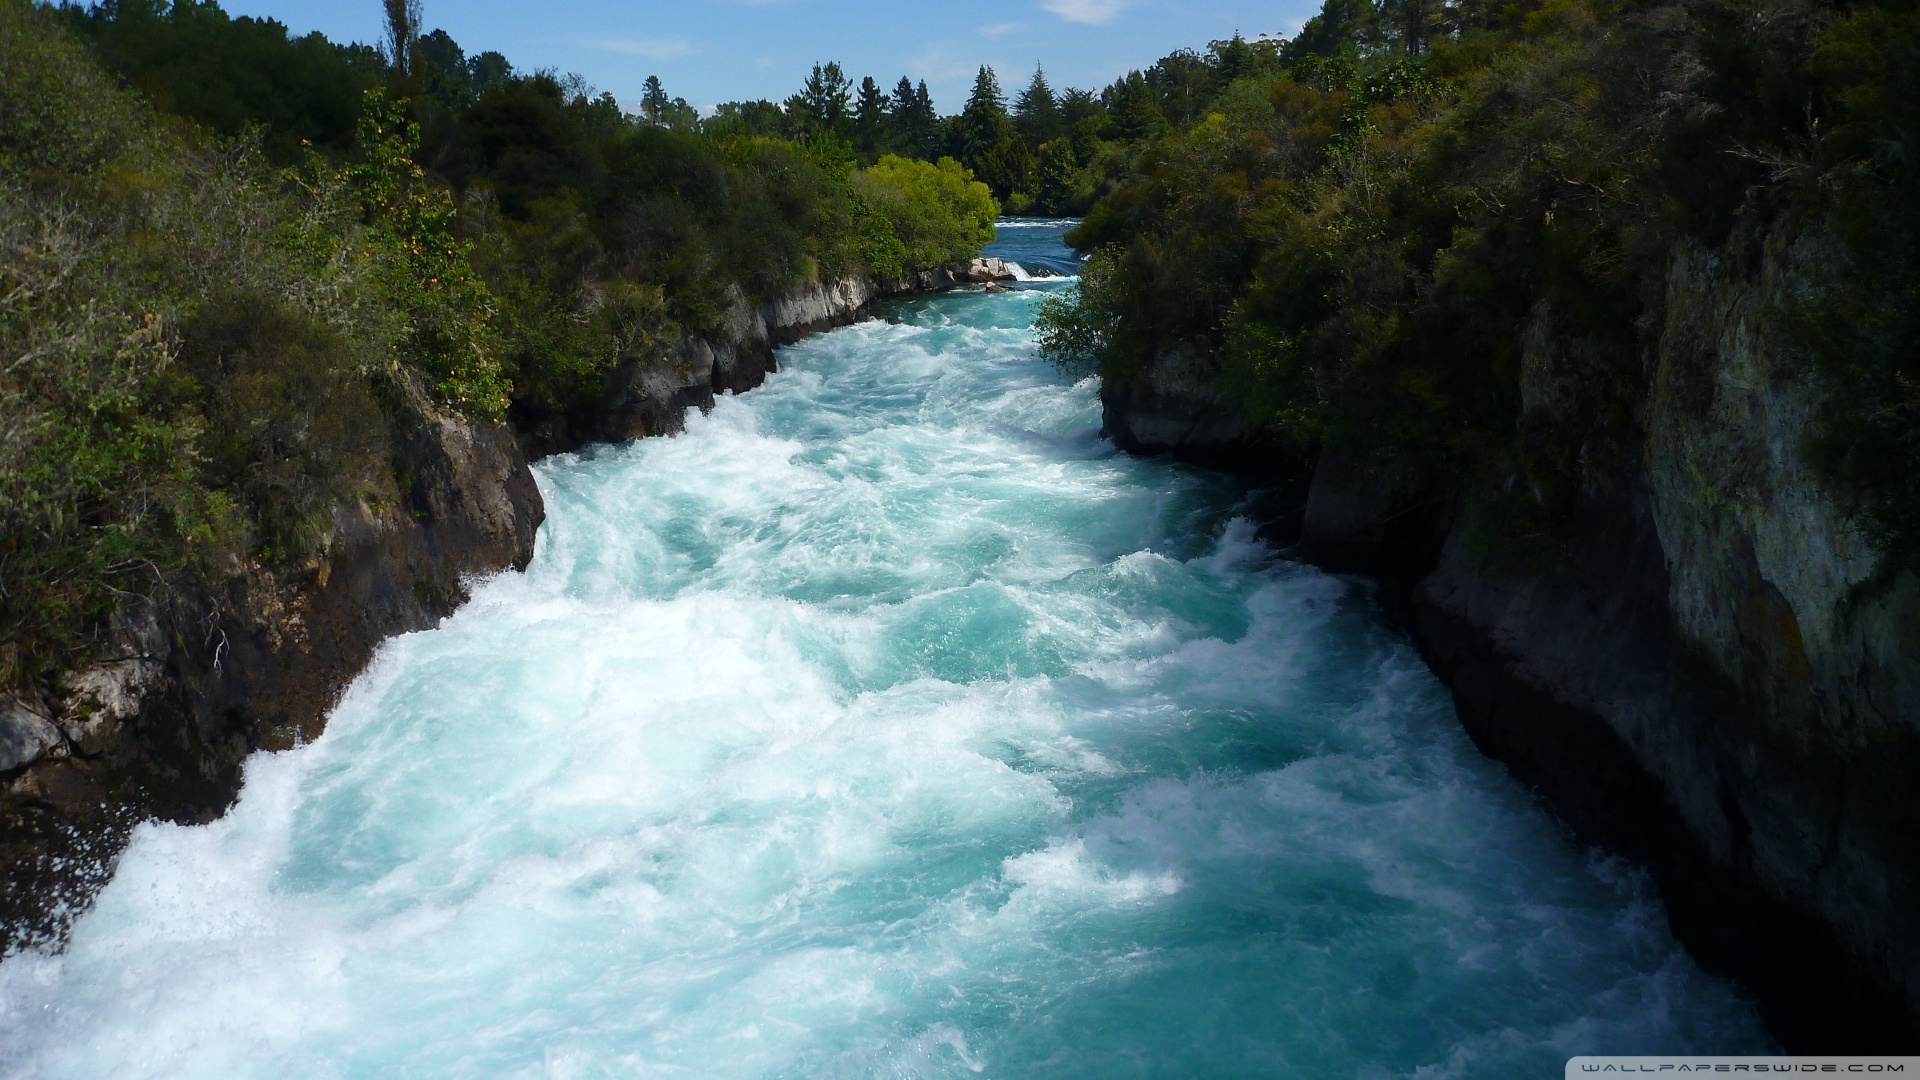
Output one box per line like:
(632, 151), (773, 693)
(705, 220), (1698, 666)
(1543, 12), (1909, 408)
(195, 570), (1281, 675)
(1032, 139), (1078, 215)
(854, 75), (888, 157)
(1143, 49), (1217, 128)
(953, 65), (1010, 153)
(706, 98), (787, 138)
(1102, 71), (1167, 143)
(796, 60), (852, 139)
(1060, 86), (1103, 125)
(951, 65), (1019, 192)
(1208, 32), (1273, 84)
(469, 49), (511, 92)
(381, 0), (421, 77)
(853, 155), (999, 273)
(417, 29), (474, 108)
(1014, 64), (1062, 146)
(641, 75), (668, 124)
(889, 76), (938, 158)
(1378, 0), (1438, 54)
(1282, 0), (1379, 63)
(633, 75), (696, 128)
(57, 0), (383, 163)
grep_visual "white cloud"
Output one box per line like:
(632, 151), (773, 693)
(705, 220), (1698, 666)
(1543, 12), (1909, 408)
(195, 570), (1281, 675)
(980, 21), (1021, 37)
(1040, 0), (1130, 24)
(580, 37), (693, 60)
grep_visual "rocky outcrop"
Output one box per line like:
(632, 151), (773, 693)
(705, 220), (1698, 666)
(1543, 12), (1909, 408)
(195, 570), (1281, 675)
(965, 256), (1022, 283)
(1099, 345), (1304, 475)
(1106, 224), (1920, 1049)
(0, 377), (543, 951)
(520, 270), (960, 457)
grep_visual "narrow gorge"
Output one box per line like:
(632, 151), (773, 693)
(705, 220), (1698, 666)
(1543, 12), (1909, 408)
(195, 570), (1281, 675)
(7, 0), (1917, 1066)
(0, 224), (1780, 1075)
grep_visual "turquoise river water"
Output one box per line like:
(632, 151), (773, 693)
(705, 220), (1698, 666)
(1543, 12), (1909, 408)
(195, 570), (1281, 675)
(0, 221), (1774, 1077)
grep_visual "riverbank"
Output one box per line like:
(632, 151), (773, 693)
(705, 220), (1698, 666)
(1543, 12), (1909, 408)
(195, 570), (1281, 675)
(0, 264), (973, 953)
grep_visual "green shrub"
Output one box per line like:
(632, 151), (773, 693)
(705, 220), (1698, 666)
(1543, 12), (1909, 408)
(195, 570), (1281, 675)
(347, 89), (508, 416)
(853, 155), (998, 273)
(0, 0), (205, 688)
(173, 292), (386, 566)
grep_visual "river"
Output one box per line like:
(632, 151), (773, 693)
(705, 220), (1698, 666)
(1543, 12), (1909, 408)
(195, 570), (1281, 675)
(0, 221), (1771, 1077)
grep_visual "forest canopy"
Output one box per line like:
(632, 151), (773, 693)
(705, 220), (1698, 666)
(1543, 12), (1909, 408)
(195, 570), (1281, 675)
(1033, 0), (1920, 561)
(2, 0), (1011, 692)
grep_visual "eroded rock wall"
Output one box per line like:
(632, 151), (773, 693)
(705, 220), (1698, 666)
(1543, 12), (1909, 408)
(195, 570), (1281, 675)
(1104, 223), (1920, 1047)
(0, 376), (544, 949)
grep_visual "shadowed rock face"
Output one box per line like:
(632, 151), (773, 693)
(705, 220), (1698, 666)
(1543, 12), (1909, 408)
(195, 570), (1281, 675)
(1097, 346), (1313, 490)
(1101, 224), (1920, 1050)
(0, 376), (544, 953)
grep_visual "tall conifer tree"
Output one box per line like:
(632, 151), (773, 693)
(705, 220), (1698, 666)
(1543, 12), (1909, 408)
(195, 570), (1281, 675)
(889, 76), (938, 158)
(641, 75), (668, 125)
(952, 66), (1010, 163)
(797, 61), (852, 137)
(1013, 64), (1062, 146)
(854, 75), (888, 155)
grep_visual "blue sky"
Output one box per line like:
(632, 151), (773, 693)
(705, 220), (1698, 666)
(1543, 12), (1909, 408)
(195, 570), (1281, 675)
(215, 1), (1321, 115)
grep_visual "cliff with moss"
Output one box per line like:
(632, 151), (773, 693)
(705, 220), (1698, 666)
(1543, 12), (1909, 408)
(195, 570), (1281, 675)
(1039, 0), (1920, 1050)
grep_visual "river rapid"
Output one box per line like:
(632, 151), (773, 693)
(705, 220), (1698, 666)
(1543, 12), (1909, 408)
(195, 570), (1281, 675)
(0, 221), (1772, 1077)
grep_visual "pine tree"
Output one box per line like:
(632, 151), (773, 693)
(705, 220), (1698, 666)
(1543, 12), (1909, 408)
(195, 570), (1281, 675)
(854, 75), (888, 156)
(799, 61), (852, 137)
(1013, 64), (1062, 147)
(953, 66), (1038, 199)
(1210, 32), (1260, 83)
(1283, 0), (1382, 63)
(1103, 71), (1168, 143)
(889, 76), (938, 158)
(952, 65), (1011, 164)
(966, 65), (1007, 120)
(1379, 0), (1439, 54)
(641, 75), (669, 125)
(913, 80), (936, 153)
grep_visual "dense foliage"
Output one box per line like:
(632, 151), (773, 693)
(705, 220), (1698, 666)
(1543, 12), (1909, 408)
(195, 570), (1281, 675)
(1, 0), (418, 688)
(1795, 0), (1920, 557)
(53, 0), (382, 162)
(1037, 0), (1920, 559)
(1, 0), (1001, 694)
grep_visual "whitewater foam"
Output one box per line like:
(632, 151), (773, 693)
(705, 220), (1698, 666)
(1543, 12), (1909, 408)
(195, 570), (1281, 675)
(0, 222), (1773, 1077)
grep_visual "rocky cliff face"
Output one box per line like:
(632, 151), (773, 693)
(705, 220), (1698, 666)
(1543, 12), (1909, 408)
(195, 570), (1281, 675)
(0, 376), (544, 951)
(518, 270), (959, 458)
(1105, 226), (1920, 1049)
(1099, 345), (1275, 468)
